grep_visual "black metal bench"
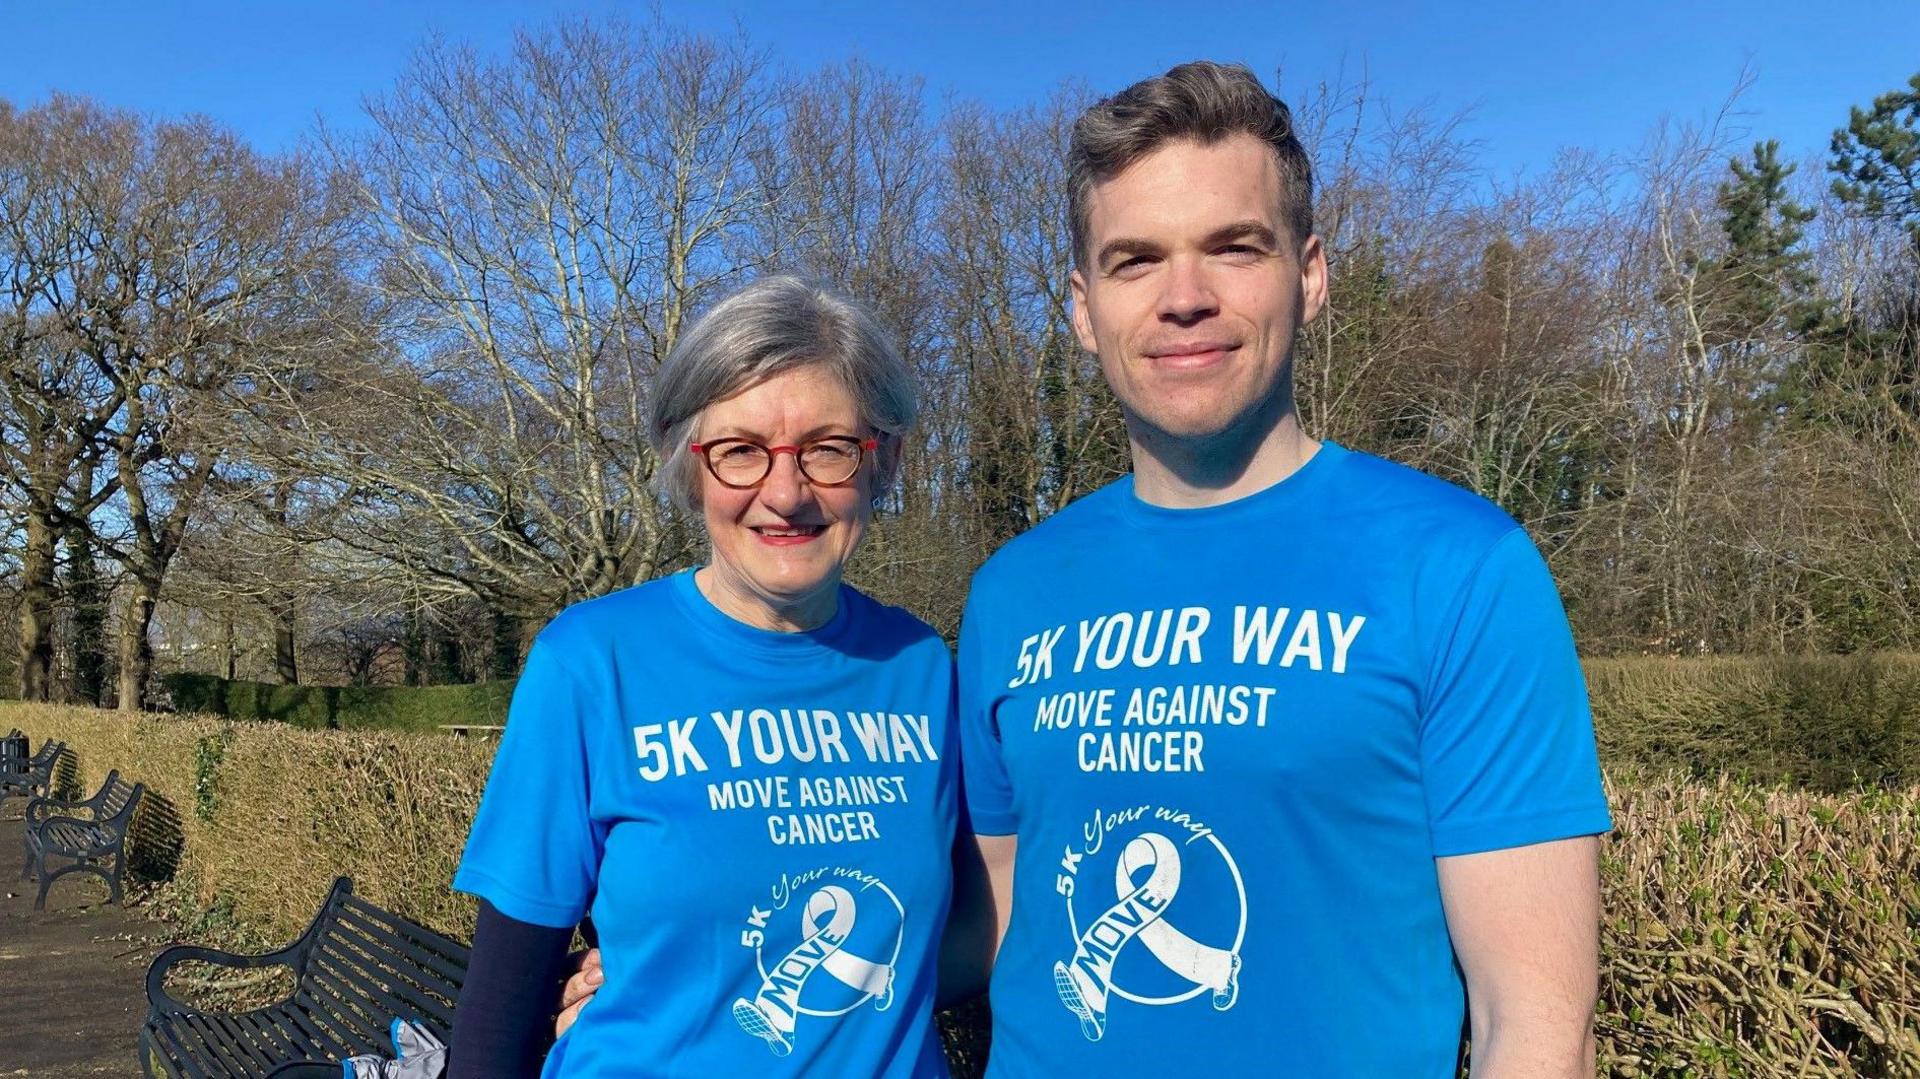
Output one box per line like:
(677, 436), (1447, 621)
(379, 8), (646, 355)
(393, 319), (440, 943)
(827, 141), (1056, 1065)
(141, 877), (470, 1078)
(22, 768), (144, 909)
(0, 738), (66, 817)
(0, 727), (26, 769)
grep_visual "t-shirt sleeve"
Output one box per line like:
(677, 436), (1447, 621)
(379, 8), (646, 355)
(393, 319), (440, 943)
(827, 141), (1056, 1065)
(454, 631), (603, 927)
(956, 590), (1018, 836)
(1420, 528), (1613, 857)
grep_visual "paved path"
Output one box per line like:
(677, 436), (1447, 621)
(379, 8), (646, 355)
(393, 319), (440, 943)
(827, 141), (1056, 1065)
(0, 814), (173, 1077)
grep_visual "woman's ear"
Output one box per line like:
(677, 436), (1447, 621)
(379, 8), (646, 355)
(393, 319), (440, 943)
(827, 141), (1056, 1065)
(871, 432), (903, 510)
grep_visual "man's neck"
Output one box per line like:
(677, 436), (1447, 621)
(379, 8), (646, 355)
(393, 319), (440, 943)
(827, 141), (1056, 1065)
(1127, 402), (1319, 510)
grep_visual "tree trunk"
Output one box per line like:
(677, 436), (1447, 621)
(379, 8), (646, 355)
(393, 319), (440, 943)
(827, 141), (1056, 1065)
(264, 480), (299, 684)
(489, 608), (524, 681)
(116, 575), (160, 711)
(224, 612), (238, 681)
(17, 510), (57, 703)
(269, 598), (298, 684)
(64, 519), (108, 706)
(403, 605), (426, 687)
(434, 623), (465, 685)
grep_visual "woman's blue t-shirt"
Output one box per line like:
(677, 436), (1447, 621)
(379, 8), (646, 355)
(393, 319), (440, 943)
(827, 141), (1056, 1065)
(456, 569), (957, 1078)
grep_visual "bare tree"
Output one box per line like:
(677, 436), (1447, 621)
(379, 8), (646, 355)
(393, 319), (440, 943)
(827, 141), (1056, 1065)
(0, 99), (133, 701)
(263, 19), (771, 660)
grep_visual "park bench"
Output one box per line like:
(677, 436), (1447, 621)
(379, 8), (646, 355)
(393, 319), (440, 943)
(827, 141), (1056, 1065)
(1, 727), (26, 768)
(22, 769), (143, 909)
(140, 876), (470, 1078)
(0, 738), (65, 816)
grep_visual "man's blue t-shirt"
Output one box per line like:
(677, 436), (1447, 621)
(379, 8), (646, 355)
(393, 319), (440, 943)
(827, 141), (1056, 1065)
(958, 442), (1612, 1077)
(457, 569), (957, 1078)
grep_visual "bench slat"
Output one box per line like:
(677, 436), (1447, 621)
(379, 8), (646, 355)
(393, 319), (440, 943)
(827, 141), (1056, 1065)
(145, 1018), (217, 1079)
(278, 993), (366, 1061)
(178, 1011), (258, 1078)
(224, 1009), (299, 1062)
(341, 893), (472, 961)
(206, 1012), (282, 1074)
(262, 998), (336, 1059)
(289, 984), (384, 1058)
(305, 947), (443, 1040)
(298, 958), (398, 1049)
(327, 904), (466, 1002)
(334, 898), (471, 978)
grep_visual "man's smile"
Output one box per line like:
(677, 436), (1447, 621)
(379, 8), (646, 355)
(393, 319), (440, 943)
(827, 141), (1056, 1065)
(1143, 340), (1240, 372)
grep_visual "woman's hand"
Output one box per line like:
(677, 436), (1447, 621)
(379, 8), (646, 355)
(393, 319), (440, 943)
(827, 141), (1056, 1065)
(556, 947), (604, 1037)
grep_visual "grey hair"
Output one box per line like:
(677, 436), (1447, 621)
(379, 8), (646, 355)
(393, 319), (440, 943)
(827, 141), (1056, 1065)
(1068, 61), (1314, 267)
(648, 275), (917, 512)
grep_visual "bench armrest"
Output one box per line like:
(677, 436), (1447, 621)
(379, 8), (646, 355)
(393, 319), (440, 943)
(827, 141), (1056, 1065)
(0, 770), (48, 795)
(145, 942), (306, 1015)
(25, 796), (94, 825)
(30, 812), (97, 833)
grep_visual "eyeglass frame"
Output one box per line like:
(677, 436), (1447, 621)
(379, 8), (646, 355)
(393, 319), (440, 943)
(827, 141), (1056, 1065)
(687, 434), (880, 489)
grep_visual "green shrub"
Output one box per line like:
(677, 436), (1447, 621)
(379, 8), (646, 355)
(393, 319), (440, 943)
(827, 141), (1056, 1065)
(160, 674), (512, 734)
(16, 652), (1920, 1077)
(1587, 653), (1920, 789)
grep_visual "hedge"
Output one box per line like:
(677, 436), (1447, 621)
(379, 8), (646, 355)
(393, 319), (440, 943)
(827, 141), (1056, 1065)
(161, 672), (511, 734)
(12, 709), (1915, 1075)
(1586, 653), (1920, 789)
(11, 651), (1920, 1075)
(158, 653), (1920, 781)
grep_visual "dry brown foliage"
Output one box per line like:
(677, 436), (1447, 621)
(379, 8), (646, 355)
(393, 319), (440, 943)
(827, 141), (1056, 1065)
(9, 702), (1920, 1075)
(1600, 776), (1920, 1076)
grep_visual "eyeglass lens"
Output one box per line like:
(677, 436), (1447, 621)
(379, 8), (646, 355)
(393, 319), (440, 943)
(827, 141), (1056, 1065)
(703, 438), (865, 487)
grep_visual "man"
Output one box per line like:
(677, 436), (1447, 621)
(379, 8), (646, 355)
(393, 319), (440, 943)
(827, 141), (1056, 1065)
(565, 61), (1610, 1077)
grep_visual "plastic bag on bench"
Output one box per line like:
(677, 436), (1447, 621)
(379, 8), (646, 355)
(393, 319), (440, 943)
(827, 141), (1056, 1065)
(342, 1018), (447, 1079)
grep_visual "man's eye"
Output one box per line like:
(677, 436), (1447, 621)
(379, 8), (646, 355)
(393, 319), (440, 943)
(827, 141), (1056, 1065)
(1112, 256), (1152, 273)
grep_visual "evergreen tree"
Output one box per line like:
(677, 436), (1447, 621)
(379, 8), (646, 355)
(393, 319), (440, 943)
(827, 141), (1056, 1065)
(1830, 71), (1920, 251)
(1715, 140), (1820, 340)
(1818, 72), (1920, 438)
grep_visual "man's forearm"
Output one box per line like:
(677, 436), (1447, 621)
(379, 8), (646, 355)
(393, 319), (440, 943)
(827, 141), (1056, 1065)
(1440, 836), (1602, 1079)
(1468, 1006), (1596, 1079)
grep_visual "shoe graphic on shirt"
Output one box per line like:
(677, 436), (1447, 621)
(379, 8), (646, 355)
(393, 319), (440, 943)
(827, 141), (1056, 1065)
(732, 998), (794, 1057)
(1053, 961), (1106, 1042)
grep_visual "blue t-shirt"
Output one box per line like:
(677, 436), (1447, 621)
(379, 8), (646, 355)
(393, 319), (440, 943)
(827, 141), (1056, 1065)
(958, 442), (1612, 1077)
(457, 569), (957, 1078)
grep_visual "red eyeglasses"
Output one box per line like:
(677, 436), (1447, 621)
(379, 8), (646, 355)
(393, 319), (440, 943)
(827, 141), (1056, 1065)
(688, 436), (878, 488)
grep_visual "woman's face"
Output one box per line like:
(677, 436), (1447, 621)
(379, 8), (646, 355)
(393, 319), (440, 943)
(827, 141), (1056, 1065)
(694, 364), (876, 630)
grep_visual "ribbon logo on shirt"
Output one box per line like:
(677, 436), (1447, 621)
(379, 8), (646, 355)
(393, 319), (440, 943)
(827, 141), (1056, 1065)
(1054, 807), (1245, 1041)
(733, 871), (903, 1056)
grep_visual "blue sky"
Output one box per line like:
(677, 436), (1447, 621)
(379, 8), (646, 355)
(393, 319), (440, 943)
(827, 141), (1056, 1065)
(1, 0), (1915, 181)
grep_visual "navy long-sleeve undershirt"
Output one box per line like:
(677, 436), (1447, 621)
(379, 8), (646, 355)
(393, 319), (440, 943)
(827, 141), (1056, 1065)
(447, 899), (575, 1078)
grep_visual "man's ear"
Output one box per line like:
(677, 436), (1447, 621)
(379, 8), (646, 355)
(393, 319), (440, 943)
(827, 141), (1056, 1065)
(1069, 268), (1098, 354)
(1298, 234), (1329, 326)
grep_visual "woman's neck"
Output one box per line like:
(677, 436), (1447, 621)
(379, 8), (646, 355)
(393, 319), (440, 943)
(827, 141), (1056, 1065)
(694, 564), (840, 633)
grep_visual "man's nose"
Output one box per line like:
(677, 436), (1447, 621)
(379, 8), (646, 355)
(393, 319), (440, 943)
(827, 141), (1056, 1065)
(1157, 257), (1219, 323)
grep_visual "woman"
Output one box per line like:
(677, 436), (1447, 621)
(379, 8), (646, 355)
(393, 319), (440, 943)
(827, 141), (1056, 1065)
(451, 276), (959, 1078)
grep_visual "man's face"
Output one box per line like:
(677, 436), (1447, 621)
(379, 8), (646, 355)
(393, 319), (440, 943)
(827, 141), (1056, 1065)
(1070, 134), (1327, 444)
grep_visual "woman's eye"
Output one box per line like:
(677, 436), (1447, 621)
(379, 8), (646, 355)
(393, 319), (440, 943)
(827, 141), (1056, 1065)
(718, 444), (762, 460)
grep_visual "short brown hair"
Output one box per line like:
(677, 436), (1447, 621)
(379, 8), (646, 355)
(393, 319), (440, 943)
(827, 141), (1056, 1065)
(1068, 61), (1314, 267)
